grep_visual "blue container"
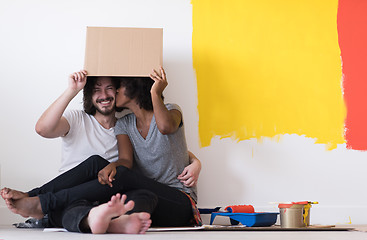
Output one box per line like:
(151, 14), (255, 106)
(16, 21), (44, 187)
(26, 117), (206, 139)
(210, 212), (279, 227)
(199, 207), (221, 214)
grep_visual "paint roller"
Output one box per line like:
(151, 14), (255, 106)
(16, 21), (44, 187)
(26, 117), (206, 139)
(224, 205), (255, 213)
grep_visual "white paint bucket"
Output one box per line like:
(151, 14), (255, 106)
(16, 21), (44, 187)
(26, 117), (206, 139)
(278, 201), (311, 228)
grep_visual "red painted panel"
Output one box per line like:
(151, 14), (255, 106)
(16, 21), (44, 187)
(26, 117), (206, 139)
(338, 0), (367, 150)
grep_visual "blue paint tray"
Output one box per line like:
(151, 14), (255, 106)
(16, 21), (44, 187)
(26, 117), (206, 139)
(210, 212), (279, 227)
(199, 207), (221, 214)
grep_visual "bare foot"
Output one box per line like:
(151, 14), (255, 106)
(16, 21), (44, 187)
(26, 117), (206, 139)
(1, 187), (28, 200)
(6, 196), (44, 219)
(108, 212), (151, 234)
(87, 193), (135, 234)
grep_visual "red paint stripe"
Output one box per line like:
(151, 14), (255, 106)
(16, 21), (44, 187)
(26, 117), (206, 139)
(338, 0), (367, 150)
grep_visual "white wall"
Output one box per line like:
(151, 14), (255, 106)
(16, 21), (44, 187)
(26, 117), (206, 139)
(1, 0), (366, 226)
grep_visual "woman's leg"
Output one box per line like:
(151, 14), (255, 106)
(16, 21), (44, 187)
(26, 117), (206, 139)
(47, 189), (157, 229)
(60, 200), (95, 232)
(112, 166), (193, 226)
(61, 194), (151, 234)
(124, 189), (158, 214)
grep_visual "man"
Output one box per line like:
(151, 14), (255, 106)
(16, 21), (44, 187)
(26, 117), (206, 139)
(36, 70), (119, 173)
(1, 70), (201, 232)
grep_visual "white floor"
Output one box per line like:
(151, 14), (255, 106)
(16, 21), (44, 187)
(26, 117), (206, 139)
(1, 225), (367, 240)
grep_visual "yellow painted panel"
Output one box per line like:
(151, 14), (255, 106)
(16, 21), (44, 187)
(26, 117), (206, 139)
(192, 0), (346, 149)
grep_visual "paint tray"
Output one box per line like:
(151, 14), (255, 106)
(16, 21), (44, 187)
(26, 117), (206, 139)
(199, 207), (221, 214)
(210, 212), (279, 227)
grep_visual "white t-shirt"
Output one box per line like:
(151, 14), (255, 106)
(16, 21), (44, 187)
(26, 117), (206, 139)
(60, 110), (118, 173)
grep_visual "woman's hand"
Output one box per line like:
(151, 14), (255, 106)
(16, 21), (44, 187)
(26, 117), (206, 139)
(150, 67), (167, 97)
(98, 162), (117, 187)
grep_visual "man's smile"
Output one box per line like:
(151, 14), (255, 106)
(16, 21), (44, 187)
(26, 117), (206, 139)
(97, 97), (114, 106)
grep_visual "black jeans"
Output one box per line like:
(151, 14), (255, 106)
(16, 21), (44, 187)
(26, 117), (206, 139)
(61, 188), (157, 233)
(29, 156), (157, 228)
(29, 155), (193, 227)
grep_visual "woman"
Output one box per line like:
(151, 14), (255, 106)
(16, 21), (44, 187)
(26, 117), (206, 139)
(99, 67), (199, 225)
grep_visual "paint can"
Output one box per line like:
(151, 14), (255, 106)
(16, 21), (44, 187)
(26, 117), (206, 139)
(303, 203), (312, 226)
(278, 201), (310, 228)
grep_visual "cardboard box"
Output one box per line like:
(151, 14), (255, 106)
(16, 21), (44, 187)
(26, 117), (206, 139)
(84, 27), (163, 77)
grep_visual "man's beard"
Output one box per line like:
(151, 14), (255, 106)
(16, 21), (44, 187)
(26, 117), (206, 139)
(94, 97), (115, 116)
(95, 106), (114, 116)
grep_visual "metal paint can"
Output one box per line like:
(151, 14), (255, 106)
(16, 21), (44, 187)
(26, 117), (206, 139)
(278, 201), (310, 228)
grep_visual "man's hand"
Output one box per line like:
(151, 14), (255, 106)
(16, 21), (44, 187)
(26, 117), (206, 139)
(177, 161), (201, 187)
(68, 70), (88, 93)
(98, 163), (117, 187)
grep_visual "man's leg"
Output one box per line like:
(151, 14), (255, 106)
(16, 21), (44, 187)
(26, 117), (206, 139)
(10, 166), (193, 226)
(28, 155), (109, 196)
(1, 188), (28, 201)
(1, 155), (109, 202)
(3, 156), (110, 219)
(1, 156), (109, 228)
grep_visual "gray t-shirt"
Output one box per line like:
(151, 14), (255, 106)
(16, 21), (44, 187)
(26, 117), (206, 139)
(114, 103), (197, 202)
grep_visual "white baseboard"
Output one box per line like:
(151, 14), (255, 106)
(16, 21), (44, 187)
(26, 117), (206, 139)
(1, 205), (366, 226)
(307, 205), (366, 225)
(0, 206), (25, 226)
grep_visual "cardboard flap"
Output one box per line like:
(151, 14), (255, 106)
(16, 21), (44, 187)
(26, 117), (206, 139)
(84, 27), (163, 77)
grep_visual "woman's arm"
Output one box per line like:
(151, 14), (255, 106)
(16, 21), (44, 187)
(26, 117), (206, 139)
(98, 134), (134, 187)
(150, 67), (181, 135)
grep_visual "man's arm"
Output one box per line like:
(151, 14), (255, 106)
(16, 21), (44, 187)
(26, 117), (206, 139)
(150, 67), (181, 135)
(178, 151), (202, 187)
(35, 70), (87, 138)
